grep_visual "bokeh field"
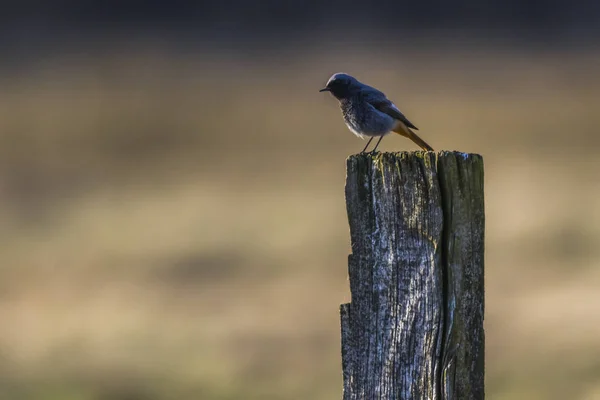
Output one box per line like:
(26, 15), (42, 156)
(1, 44), (600, 399)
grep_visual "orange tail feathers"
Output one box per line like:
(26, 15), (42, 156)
(406, 129), (434, 151)
(392, 125), (434, 151)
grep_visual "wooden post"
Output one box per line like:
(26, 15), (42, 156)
(341, 151), (484, 400)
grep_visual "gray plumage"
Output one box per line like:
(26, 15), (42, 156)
(320, 73), (433, 152)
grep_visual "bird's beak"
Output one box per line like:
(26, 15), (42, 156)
(319, 87), (330, 92)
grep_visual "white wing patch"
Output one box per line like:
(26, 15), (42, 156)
(390, 102), (400, 112)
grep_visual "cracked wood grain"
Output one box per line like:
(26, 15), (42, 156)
(341, 151), (484, 400)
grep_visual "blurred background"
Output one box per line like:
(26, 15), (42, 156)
(1, 1), (600, 399)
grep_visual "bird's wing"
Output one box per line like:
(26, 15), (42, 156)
(365, 93), (419, 130)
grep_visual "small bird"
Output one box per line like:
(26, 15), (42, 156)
(320, 73), (433, 153)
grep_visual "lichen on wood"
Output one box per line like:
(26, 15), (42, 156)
(438, 152), (485, 400)
(341, 151), (484, 400)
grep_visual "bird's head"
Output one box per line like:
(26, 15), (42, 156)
(319, 73), (359, 99)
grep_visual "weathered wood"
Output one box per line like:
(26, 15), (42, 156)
(341, 151), (484, 400)
(438, 152), (485, 399)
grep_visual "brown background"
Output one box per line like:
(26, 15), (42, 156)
(1, 4), (600, 399)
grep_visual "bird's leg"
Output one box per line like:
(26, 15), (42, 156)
(370, 136), (385, 153)
(361, 137), (374, 153)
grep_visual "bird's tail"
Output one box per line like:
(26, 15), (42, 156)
(392, 124), (434, 151)
(407, 129), (434, 151)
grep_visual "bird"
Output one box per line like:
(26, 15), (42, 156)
(320, 73), (434, 153)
